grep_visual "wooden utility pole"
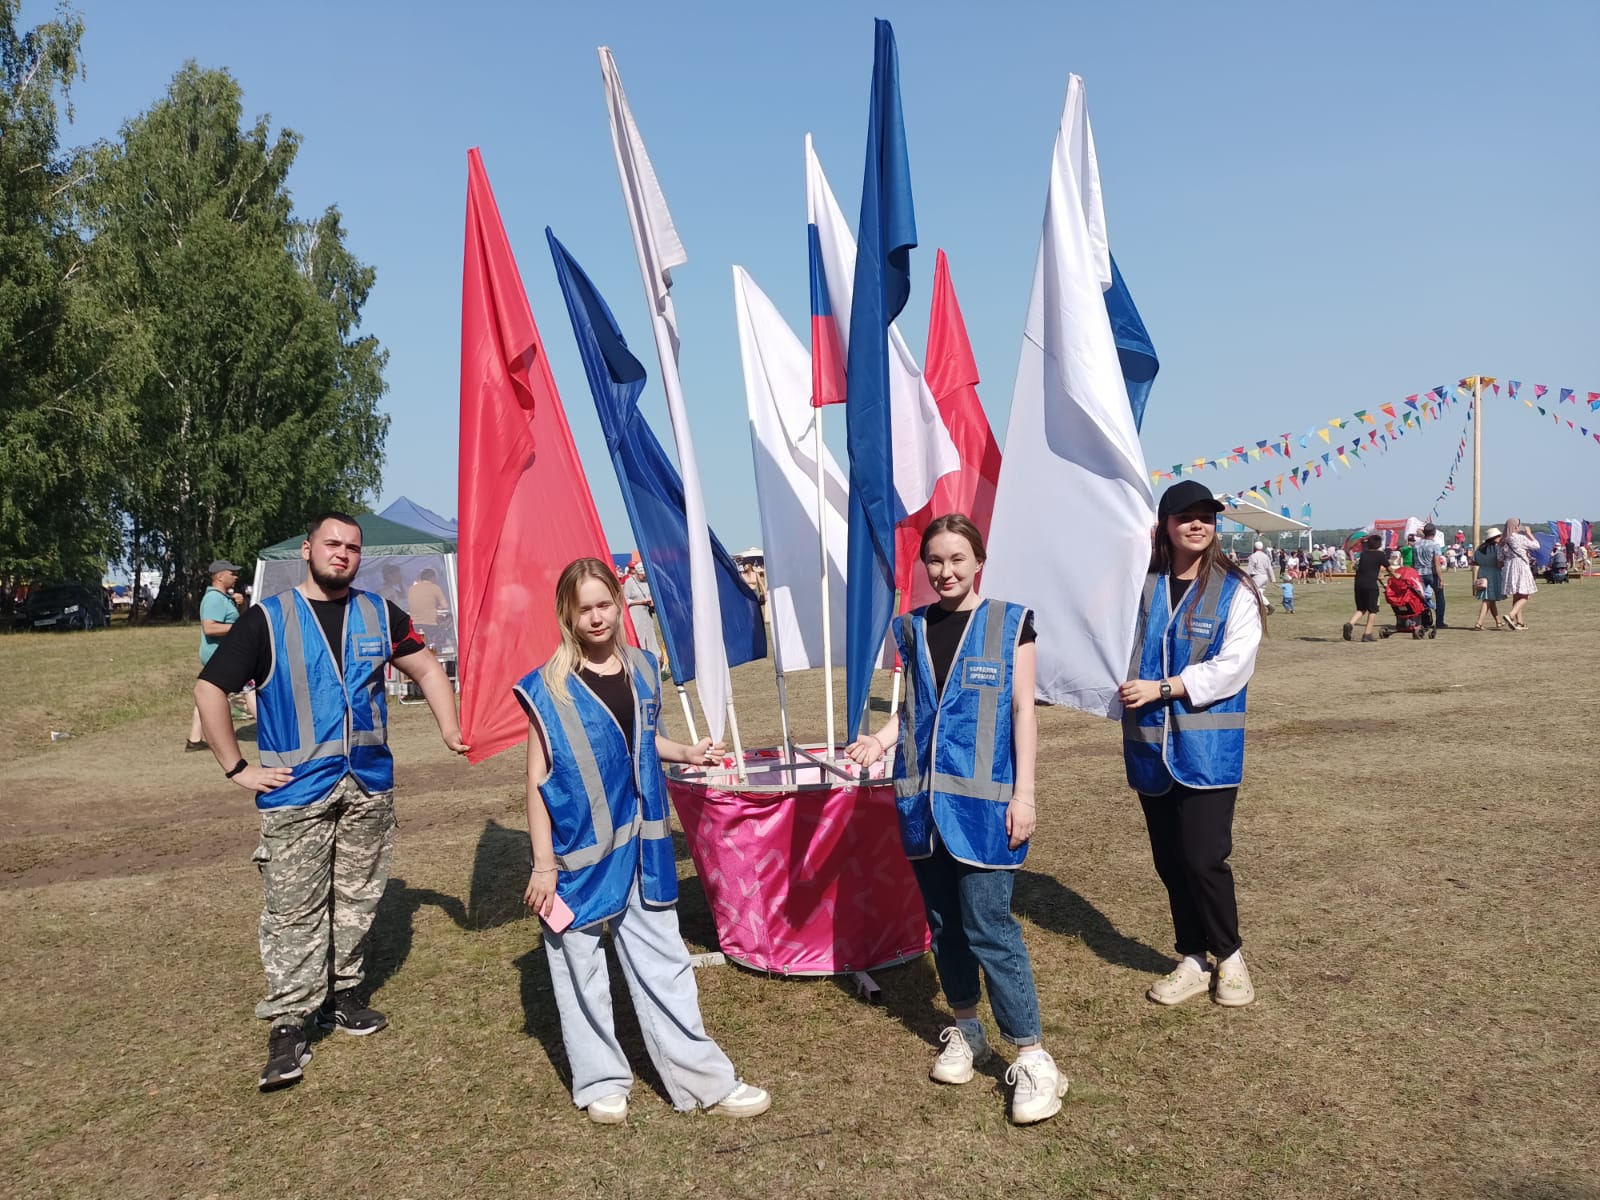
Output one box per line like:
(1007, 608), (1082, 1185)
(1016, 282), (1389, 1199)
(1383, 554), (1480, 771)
(1471, 376), (1484, 546)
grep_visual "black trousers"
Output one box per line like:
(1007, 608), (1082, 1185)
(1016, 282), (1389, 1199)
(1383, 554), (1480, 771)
(1139, 783), (1242, 960)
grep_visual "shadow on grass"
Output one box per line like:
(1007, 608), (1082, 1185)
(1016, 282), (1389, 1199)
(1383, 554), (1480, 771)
(1013, 870), (1170, 974)
(845, 955), (947, 1049)
(366, 818), (534, 999)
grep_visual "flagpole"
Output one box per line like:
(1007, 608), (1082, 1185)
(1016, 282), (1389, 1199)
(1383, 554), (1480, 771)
(725, 696), (748, 783)
(774, 668), (793, 762)
(815, 407), (838, 758)
(1471, 376), (1483, 547)
(675, 682), (699, 743)
(601, 47), (741, 752)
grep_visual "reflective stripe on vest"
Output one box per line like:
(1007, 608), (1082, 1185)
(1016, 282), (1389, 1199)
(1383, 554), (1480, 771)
(1122, 569), (1247, 792)
(513, 647), (675, 927)
(540, 660), (669, 871)
(893, 599), (1028, 868)
(258, 591), (388, 767)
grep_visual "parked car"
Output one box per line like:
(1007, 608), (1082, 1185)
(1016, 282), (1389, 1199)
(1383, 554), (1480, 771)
(14, 583), (110, 631)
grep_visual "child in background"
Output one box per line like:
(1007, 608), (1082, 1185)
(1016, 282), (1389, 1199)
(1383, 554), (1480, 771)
(1279, 576), (1295, 613)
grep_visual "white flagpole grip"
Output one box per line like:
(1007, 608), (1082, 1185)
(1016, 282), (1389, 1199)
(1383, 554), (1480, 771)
(815, 408), (837, 759)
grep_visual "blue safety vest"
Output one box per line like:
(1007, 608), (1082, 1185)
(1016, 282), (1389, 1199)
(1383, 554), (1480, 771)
(513, 646), (675, 931)
(255, 588), (393, 810)
(893, 598), (1030, 869)
(1122, 569), (1248, 795)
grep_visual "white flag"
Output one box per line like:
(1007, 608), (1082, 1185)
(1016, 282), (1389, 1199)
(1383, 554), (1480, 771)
(984, 75), (1155, 718)
(600, 47), (731, 741)
(732, 267), (849, 672)
(805, 135), (961, 518)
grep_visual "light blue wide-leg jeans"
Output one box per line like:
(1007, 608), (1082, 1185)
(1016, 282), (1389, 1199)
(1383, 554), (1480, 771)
(543, 876), (739, 1111)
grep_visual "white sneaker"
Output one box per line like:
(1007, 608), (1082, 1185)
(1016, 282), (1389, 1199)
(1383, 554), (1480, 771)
(1213, 954), (1256, 1007)
(1146, 959), (1213, 1006)
(1006, 1051), (1068, 1125)
(586, 1093), (628, 1124)
(708, 1081), (771, 1119)
(930, 1024), (990, 1085)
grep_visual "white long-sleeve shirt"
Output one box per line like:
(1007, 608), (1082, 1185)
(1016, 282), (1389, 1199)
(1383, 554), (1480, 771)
(1177, 582), (1263, 709)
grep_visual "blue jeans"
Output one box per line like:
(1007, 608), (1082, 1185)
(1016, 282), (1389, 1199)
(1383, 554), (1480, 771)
(909, 840), (1042, 1045)
(543, 876), (739, 1110)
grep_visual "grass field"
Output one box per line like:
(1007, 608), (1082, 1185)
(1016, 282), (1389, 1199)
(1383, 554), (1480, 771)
(2, 577), (1597, 1199)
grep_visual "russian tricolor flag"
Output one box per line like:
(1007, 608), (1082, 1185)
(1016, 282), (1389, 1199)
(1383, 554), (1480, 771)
(808, 224), (846, 408)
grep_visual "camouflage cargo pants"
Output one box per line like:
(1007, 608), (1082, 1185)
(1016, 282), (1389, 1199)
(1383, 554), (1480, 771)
(252, 776), (396, 1023)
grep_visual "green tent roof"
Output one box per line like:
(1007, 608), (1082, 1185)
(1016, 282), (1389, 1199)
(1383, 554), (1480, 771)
(257, 514), (456, 560)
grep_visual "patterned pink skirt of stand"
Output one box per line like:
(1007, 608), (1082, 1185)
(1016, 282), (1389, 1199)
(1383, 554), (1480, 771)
(665, 746), (931, 975)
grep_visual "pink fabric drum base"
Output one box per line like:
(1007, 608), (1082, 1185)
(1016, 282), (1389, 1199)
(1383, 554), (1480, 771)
(667, 771), (930, 975)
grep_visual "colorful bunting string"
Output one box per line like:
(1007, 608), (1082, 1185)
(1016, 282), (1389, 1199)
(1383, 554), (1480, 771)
(1151, 381), (1470, 501)
(1428, 398), (1475, 519)
(1515, 385), (1600, 448)
(1155, 376), (1599, 502)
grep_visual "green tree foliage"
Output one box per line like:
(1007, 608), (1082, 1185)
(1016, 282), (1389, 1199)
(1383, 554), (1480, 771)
(0, 1), (130, 585)
(0, 14), (389, 607)
(80, 63), (389, 603)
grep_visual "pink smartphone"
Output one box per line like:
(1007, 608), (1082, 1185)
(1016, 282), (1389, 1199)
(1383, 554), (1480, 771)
(542, 893), (575, 933)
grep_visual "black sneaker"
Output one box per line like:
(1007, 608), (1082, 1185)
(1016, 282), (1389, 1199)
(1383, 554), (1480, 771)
(184, 739), (209, 752)
(315, 990), (387, 1036)
(259, 1023), (311, 1091)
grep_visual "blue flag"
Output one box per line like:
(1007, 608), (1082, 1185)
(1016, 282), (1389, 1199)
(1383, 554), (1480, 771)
(1105, 254), (1159, 432)
(546, 229), (765, 681)
(843, 18), (916, 743)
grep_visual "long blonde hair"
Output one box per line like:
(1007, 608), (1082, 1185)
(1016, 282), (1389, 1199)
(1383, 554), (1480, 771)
(542, 558), (626, 705)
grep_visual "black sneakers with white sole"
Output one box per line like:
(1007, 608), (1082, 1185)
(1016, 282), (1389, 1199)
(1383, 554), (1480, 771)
(259, 1023), (311, 1091)
(315, 990), (388, 1036)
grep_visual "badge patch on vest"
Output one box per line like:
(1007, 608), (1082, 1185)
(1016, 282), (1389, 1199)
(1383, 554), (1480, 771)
(641, 700), (659, 730)
(354, 635), (386, 659)
(1180, 617), (1216, 641)
(962, 659), (1003, 688)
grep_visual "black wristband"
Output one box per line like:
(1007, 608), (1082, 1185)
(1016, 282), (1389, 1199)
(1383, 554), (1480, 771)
(224, 758), (249, 779)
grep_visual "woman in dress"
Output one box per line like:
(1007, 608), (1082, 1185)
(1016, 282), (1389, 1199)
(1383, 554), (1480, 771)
(516, 557), (770, 1124)
(1498, 517), (1539, 630)
(845, 513), (1066, 1127)
(1118, 480), (1264, 1010)
(1471, 528), (1507, 631)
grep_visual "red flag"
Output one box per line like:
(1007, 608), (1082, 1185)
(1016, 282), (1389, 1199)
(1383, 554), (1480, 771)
(457, 149), (616, 763)
(894, 250), (1004, 612)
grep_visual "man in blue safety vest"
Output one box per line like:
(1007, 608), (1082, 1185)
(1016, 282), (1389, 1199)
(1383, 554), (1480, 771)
(195, 512), (469, 1091)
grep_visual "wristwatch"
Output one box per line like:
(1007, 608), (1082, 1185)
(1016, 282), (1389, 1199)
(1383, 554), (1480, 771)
(1158, 681), (1173, 701)
(225, 758), (249, 779)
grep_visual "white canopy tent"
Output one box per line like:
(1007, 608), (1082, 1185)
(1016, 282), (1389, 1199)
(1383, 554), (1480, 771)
(1218, 496), (1312, 557)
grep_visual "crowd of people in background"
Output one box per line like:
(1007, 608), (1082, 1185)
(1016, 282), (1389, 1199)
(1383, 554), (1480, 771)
(1221, 522), (1587, 641)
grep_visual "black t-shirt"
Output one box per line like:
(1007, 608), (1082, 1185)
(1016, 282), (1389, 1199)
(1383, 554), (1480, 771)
(923, 604), (1036, 696)
(578, 666), (635, 750)
(197, 593), (423, 695)
(1354, 549), (1388, 587)
(519, 665), (640, 767)
(1168, 575), (1193, 609)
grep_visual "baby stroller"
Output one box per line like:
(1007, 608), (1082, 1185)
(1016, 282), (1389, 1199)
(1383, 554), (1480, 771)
(1380, 567), (1435, 639)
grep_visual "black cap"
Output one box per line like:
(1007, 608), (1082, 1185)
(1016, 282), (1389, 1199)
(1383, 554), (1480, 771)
(1157, 479), (1226, 519)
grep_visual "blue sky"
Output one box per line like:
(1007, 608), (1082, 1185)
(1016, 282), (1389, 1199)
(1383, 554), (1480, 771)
(33, 0), (1600, 545)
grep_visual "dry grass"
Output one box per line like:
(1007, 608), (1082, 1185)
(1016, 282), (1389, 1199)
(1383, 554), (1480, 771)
(2, 580), (1597, 1199)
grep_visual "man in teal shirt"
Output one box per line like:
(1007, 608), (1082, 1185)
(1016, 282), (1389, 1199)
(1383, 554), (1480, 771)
(187, 560), (251, 750)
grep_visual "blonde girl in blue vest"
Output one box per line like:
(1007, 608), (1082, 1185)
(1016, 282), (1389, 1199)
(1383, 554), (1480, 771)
(1118, 480), (1263, 1009)
(845, 514), (1066, 1127)
(515, 558), (771, 1124)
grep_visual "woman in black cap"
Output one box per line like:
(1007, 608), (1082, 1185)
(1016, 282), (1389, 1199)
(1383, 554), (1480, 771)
(1118, 481), (1264, 1008)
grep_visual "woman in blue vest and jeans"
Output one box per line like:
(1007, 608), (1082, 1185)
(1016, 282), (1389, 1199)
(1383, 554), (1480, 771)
(1119, 480), (1264, 1008)
(846, 514), (1065, 1127)
(516, 557), (771, 1124)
